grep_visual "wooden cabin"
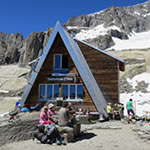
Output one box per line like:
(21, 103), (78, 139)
(20, 21), (125, 117)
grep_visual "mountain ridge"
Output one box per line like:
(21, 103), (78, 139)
(0, 0), (150, 65)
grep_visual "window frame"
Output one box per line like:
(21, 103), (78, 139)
(39, 84), (59, 101)
(39, 84), (83, 102)
(53, 54), (68, 70)
(61, 84), (83, 101)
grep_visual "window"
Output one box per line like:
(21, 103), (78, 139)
(77, 85), (83, 99)
(70, 85), (75, 99)
(62, 85), (68, 100)
(54, 54), (68, 70)
(39, 84), (59, 100)
(54, 84), (59, 98)
(61, 84), (83, 100)
(47, 85), (52, 99)
(62, 55), (68, 69)
(54, 55), (61, 69)
(39, 84), (83, 101)
(40, 84), (45, 99)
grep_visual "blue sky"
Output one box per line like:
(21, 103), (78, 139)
(0, 0), (147, 38)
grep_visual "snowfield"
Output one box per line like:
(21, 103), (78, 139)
(110, 31), (150, 50)
(120, 72), (150, 117)
(71, 23), (150, 50)
(74, 24), (121, 40)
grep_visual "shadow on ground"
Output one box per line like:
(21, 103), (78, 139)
(74, 132), (97, 142)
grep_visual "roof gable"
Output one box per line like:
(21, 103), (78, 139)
(20, 21), (108, 117)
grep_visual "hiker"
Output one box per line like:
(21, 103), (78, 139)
(40, 106), (53, 125)
(126, 99), (135, 123)
(48, 103), (57, 124)
(119, 103), (124, 119)
(30, 103), (41, 112)
(9, 100), (22, 119)
(84, 107), (90, 117)
(58, 102), (70, 126)
(58, 102), (78, 137)
(113, 103), (121, 120)
(21, 104), (30, 113)
(15, 100), (22, 112)
(107, 103), (113, 120)
(68, 102), (76, 115)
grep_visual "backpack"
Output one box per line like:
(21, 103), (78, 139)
(45, 123), (56, 137)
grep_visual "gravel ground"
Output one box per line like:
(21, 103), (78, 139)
(1, 122), (150, 150)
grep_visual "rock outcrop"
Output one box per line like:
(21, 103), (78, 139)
(19, 32), (45, 65)
(65, 1), (150, 33)
(86, 34), (115, 49)
(0, 33), (23, 65)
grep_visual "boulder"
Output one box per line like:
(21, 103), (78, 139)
(57, 126), (74, 142)
(0, 112), (40, 145)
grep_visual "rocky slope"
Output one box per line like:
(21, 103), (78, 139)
(65, 1), (150, 33)
(0, 28), (53, 65)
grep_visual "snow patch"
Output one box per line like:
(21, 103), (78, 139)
(108, 31), (150, 50)
(0, 90), (9, 94)
(143, 12), (150, 17)
(126, 73), (150, 90)
(134, 11), (141, 16)
(0, 112), (9, 118)
(75, 24), (120, 40)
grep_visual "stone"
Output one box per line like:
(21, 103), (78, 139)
(79, 115), (89, 124)
(0, 112), (40, 145)
(57, 126), (74, 142)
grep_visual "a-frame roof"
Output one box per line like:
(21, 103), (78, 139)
(20, 21), (109, 117)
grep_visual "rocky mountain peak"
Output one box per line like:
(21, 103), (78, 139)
(0, 1), (150, 65)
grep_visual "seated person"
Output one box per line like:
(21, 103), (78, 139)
(58, 103), (70, 127)
(84, 107), (90, 117)
(68, 102), (76, 115)
(39, 106), (53, 125)
(15, 100), (22, 113)
(58, 102), (78, 137)
(21, 104), (30, 113)
(30, 103), (41, 111)
(48, 103), (57, 123)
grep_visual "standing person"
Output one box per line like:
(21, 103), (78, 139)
(107, 103), (113, 120)
(119, 103), (124, 119)
(126, 99), (135, 123)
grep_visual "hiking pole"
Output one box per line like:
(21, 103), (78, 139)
(134, 100), (136, 116)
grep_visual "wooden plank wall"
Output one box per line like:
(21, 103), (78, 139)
(77, 41), (119, 104)
(25, 34), (97, 112)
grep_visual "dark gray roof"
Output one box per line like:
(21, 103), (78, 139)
(20, 21), (108, 117)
